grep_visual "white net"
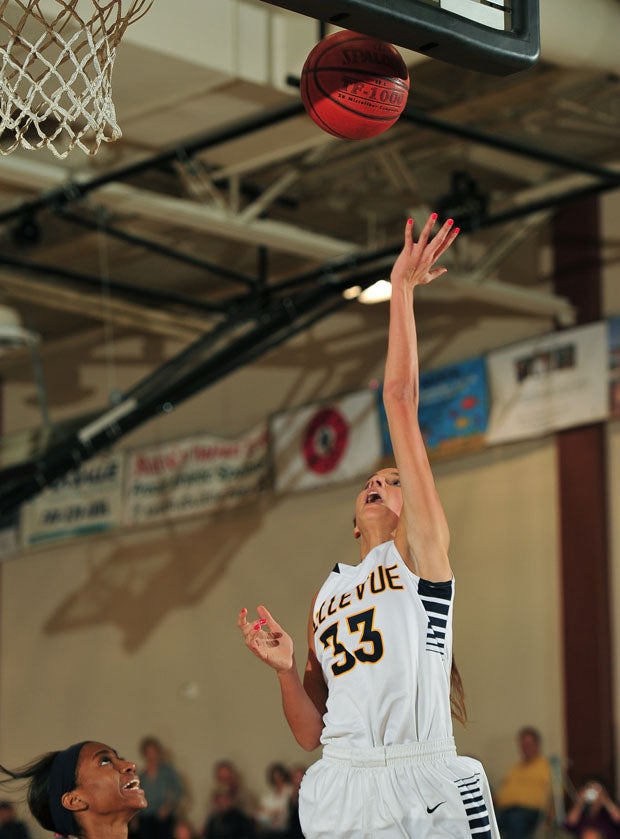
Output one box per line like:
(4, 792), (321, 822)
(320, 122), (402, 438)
(0, 0), (153, 158)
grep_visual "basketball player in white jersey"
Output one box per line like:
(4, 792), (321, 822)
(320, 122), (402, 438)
(238, 212), (500, 838)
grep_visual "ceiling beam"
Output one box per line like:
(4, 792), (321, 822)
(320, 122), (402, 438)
(208, 131), (335, 179)
(0, 271), (205, 341)
(238, 141), (332, 222)
(0, 154), (358, 260)
(441, 274), (575, 325)
(401, 105), (620, 183)
(97, 183), (356, 259)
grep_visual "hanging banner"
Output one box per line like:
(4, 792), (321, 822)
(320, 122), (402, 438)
(376, 357), (488, 461)
(20, 452), (124, 546)
(608, 316), (620, 418)
(124, 424), (269, 525)
(486, 322), (608, 444)
(418, 356), (489, 460)
(272, 388), (381, 493)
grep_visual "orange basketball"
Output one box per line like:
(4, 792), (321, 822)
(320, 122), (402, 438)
(300, 30), (410, 140)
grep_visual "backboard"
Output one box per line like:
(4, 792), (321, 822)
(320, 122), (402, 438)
(261, 0), (539, 75)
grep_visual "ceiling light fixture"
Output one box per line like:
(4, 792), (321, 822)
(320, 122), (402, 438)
(0, 303), (38, 356)
(343, 280), (393, 304)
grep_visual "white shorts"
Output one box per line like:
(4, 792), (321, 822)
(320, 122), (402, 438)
(298, 738), (500, 839)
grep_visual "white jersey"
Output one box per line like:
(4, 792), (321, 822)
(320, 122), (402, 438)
(301, 540), (500, 838)
(312, 539), (454, 747)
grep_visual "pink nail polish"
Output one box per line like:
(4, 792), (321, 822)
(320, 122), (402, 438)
(260, 618), (267, 625)
(447, 218), (454, 225)
(431, 213), (438, 221)
(253, 623), (261, 631)
(407, 218), (413, 225)
(454, 227), (461, 234)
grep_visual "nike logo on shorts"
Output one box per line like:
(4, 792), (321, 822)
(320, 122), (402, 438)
(426, 802), (446, 814)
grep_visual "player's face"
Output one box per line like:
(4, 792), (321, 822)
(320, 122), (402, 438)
(71, 742), (147, 818)
(354, 468), (403, 533)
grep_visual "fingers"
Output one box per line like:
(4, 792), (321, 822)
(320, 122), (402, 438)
(239, 605), (287, 668)
(409, 213), (459, 258)
(428, 266), (449, 282)
(241, 622), (265, 657)
(405, 213), (441, 252)
(433, 223), (460, 259)
(403, 217), (414, 248)
(238, 606), (266, 640)
(416, 215), (459, 280)
(414, 212), (437, 253)
(428, 217), (454, 251)
(238, 608), (255, 646)
(257, 604), (278, 631)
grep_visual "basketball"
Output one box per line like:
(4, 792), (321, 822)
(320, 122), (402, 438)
(300, 30), (410, 141)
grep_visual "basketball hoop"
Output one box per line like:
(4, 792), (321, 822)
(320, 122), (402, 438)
(0, 0), (154, 159)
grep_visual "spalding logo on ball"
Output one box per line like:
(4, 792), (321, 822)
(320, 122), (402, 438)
(301, 30), (410, 140)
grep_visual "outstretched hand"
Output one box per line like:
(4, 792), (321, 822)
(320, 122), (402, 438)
(237, 605), (295, 673)
(390, 213), (459, 289)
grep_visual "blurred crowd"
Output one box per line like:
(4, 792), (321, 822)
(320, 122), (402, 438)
(493, 726), (620, 839)
(3, 729), (619, 839)
(129, 737), (304, 839)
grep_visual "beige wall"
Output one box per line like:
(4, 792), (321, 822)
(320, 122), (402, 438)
(438, 439), (563, 784)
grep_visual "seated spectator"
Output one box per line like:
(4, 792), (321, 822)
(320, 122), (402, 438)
(0, 802), (30, 839)
(495, 726), (552, 839)
(212, 761), (254, 815)
(255, 763), (292, 837)
(203, 786), (255, 839)
(565, 778), (620, 839)
(173, 819), (197, 839)
(136, 737), (185, 839)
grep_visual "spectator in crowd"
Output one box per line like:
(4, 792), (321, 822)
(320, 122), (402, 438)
(255, 764), (292, 837)
(495, 726), (552, 839)
(212, 761), (254, 816)
(0, 802), (30, 839)
(565, 778), (620, 839)
(173, 819), (197, 839)
(136, 737), (184, 839)
(203, 785), (255, 839)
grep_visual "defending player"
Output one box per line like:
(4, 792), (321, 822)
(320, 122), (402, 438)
(238, 213), (499, 838)
(0, 741), (147, 839)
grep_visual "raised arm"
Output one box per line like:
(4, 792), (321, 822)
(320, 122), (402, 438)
(238, 603), (326, 751)
(384, 214), (459, 581)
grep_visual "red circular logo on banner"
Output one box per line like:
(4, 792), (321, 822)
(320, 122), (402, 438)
(302, 407), (349, 474)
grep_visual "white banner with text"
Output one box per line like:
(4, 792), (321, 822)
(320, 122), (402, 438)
(20, 453), (124, 546)
(486, 322), (608, 444)
(124, 424), (269, 524)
